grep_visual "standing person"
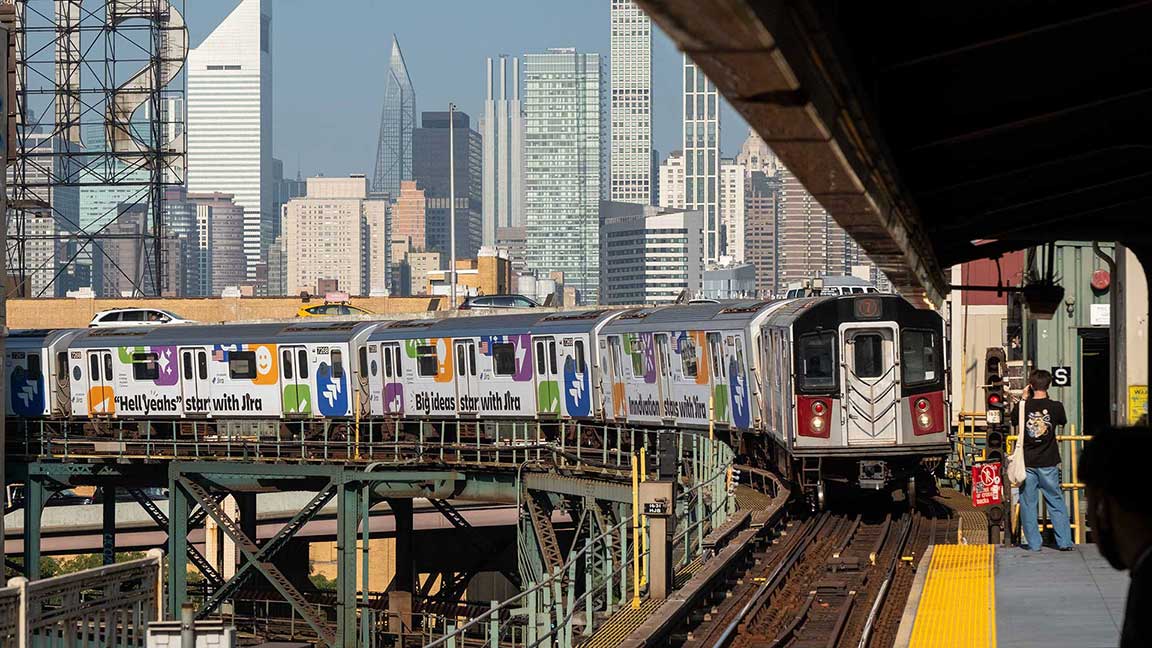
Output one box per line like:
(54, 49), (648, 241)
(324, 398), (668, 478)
(1080, 427), (1152, 648)
(1011, 369), (1074, 551)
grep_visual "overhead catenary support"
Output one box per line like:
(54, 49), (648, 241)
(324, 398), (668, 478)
(387, 497), (415, 634)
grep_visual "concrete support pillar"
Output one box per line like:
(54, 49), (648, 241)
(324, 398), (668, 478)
(102, 486), (116, 565)
(21, 478), (46, 580)
(639, 480), (676, 600)
(387, 497), (415, 633)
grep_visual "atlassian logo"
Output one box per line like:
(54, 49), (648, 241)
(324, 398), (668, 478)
(562, 355), (592, 417)
(316, 362), (348, 415)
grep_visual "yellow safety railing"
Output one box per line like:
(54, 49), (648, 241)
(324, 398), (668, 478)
(953, 420), (1090, 544)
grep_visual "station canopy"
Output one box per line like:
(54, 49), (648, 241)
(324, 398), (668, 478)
(638, 1), (1152, 306)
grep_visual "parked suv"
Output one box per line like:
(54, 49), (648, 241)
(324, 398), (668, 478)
(458, 294), (540, 310)
(89, 308), (192, 328)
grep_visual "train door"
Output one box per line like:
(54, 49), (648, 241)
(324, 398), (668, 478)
(85, 349), (115, 415)
(180, 348), (211, 415)
(380, 343), (404, 415)
(281, 345), (312, 415)
(454, 339), (478, 413)
(534, 337), (560, 415)
(840, 324), (901, 445)
(653, 333), (673, 416)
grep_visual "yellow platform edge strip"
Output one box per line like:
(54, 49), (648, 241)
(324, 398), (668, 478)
(909, 544), (997, 648)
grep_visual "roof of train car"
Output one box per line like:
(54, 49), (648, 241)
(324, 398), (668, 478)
(4, 328), (86, 348)
(601, 301), (779, 333)
(761, 294), (940, 328)
(69, 319), (383, 348)
(368, 313), (547, 341)
(530, 309), (632, 334)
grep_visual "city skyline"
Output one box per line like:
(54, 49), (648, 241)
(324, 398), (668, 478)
(190, 0), (751, 178)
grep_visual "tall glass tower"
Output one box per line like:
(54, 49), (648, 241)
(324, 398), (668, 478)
(373, 36), (416, 197)
(683, 57), (721, 262)
(610, 0), (652, 205)
(524, 49), (604, 304)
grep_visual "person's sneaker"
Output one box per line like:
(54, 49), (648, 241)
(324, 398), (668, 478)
(1058, 546), (1076, 552)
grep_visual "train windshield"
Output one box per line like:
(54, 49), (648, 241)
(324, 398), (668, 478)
(798, 332), (837, 391)
(901, 330), (938, 385)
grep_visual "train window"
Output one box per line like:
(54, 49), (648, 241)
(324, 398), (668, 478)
(493, 343), (516, 376)
(456, 344), (467, 376)
(902, 330), (938, 386)
(182, 351), (193, 381)
(798, 332), (837, 391)
(548, 340), (558, 375)
(332, 350), (344, 379)
(575, 340), (586, 371)
(416, 345), (438, 377)
(469, 343), (477, 376)
(609, 336), (624, 377)
(535, 341), (547, 374)
(734, 343), (746, 377)
(654, 335), (670, 377)
(57, 351), (68, 380)
(852, 334), (884, 378)
(104, 354), (113, 381)
(90, 354), (100, 381)
(358, 347), (368, 376)
(130, 353), (159, 381)
(680, 336), (699, 379)
(384, 348), (394, 377)
(628, 334), (645, 377)
(27, 354), (42, 380)
(298, 350), (309, 379)
(392, 347), (402, 376)
(229, 351), (258, 380)
(707, 333), (725, 379)
(282, 349), (294, 380)
(198, 352), (208, 380)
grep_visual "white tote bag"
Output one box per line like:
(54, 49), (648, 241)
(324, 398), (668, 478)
(1006, 400), (1028, 486)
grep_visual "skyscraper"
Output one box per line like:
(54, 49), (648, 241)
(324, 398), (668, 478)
(745, 170), (780, 296)
(683, 58), (721, 262)
(187, 0), (272, 283)
(188, 192), (246, 295)
(776, 166), (870, 293)
(282, 176), (389, 296)
(658, 151), (685, 209)
(524, 49), (604, 304)
(414, 111), (483, 259)
(372, 36), (416, 198)
(610, 0), (652, 204)
(482, 56), (524, 245)
(719, 159), (746, 262)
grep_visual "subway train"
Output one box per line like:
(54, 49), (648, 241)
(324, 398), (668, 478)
(4, 294), (949, 504)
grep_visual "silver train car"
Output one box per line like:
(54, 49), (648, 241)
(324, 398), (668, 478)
(4, 295), (949, 500)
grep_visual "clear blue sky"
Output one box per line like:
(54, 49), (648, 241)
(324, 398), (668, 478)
(190, 0), (751, 178)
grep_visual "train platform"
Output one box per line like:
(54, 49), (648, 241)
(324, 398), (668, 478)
(896, 543), (1129, 648)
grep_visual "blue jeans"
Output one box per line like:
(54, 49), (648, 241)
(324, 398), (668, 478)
(1019, 465), (1073, 550)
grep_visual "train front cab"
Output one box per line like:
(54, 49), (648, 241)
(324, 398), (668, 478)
(788, 295), (950, 503)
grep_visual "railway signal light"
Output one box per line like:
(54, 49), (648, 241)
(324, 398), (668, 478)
(984, 348), (1007, 425)
(982, 348), (1009, 544)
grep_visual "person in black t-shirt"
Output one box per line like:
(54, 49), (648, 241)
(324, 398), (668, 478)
(1010, 369), (1074, 551)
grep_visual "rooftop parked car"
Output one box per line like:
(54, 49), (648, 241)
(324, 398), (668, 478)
(457, 294), (540, 310)
(89, 308), (192, 328)
(297, 302), (374, 317)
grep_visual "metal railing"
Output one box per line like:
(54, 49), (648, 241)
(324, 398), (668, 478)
(412, 434), (735, 648)
(1, 550), (164, 648)
(953, 415), (1090, 544)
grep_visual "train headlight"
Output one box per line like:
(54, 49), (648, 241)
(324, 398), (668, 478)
(918, 412), (932, 428)
(810, 416), (826, 433)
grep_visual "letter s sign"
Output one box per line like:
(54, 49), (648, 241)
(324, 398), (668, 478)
(1051, 366), (1072, 388)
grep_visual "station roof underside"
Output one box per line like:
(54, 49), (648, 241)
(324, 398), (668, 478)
(638, 0), (1152, 306)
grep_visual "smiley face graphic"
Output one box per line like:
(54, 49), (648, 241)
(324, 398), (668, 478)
(253, 344), (278, 385)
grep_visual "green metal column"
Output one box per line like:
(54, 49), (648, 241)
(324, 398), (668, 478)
(103, 485), (116, 565)
(21, 477), (46, 580)
(335, 478), (360, 648)
(167, 472), (191, 616)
